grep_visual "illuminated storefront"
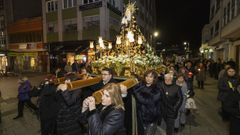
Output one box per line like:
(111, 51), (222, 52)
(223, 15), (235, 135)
(0, 53), (7, 73)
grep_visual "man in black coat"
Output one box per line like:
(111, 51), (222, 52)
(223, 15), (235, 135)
(38, 80), (59, 135)
(160, 73), (183, 135)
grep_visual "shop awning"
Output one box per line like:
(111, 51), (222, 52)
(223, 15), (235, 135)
(49, 40), (90, 53)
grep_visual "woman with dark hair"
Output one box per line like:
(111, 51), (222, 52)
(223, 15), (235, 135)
(133, 69), (161, 135)
(81, 83), (126, 135)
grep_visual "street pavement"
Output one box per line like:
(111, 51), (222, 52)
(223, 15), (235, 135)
(0, 74), (229, 135)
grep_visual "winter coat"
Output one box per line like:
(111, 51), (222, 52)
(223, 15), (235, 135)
(222, 86), (240, 119)
(18, 80), (31, 101)
(56, 89), (83, 135)
(39, 84), (59, 121)
(218, 75), (239, 102)
(177, 82), (188, 112)
(195, 66), (206, 81)
(160, 82), (183, 119)
(86, 105), (126, 135)
(133, 83), (161, 125)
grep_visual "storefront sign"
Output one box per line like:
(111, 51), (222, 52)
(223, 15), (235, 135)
(79, 1), (102, 11)
(8, 52), (37, 56)
(19, 44), (27, 49)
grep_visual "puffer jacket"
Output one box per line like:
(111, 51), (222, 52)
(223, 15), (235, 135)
(18, 80), (31, 101)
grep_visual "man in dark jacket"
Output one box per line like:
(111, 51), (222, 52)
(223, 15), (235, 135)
(38, 80), (59, 135)
(160, 73), (183, 135)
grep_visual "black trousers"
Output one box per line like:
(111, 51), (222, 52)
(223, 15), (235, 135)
(41, 119), (56, 135)
(197, 81), (204, 89)
(17, 99), (38, 116)
(230, 117), (240, 135)
(163, 117), (175, 135)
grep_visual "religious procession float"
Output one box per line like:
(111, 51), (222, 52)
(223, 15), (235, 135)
(90, 2), (163, 77)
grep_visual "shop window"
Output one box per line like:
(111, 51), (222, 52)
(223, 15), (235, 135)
(46, 0), (58, 12)
(63, 19), (77, 32)
(63, 0), (77, 9)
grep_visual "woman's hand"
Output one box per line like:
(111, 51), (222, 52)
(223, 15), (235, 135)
(87, 96), (96, 111)
(82, 98), (89, 112)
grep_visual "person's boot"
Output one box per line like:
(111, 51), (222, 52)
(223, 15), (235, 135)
(13, 115), (23, 120)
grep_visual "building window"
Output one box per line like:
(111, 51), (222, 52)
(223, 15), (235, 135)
(231, 0), (236, 18)
(210, 5), (215, 20)
(63, 19), (77, 32)
(210, 27), (214, 37)
(109, 0), (115, 7)
(47, 22), (58, 33)
(63, 0), (77, 9)
(227, 2), (230, 21)
(216, 0), (220, 13)
(83, 16), (100, 29)
(215, 21), (219, 36)
(0, 0), (3, 10)
(83, 0), (99, 5)
(0, 16), (5, 30)
(46, 0), (58, 12)
(223, 7), (226, 26)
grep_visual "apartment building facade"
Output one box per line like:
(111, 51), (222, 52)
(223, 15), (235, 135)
(203, 0), (240, 71)
(42, 0), (156, 70)
(0, 0), (7, 73)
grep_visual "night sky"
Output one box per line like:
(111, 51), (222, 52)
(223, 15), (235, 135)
(156, 0), (210, 51)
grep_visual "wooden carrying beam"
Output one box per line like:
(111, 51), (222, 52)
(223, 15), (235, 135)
(55, 74), (85, 85)
(67, 76), (102, 90)
(93, 78), (138, 104)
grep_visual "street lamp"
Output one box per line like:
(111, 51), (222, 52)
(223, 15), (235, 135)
(183, 41), (190, 59)
(153, 31), (159, 37)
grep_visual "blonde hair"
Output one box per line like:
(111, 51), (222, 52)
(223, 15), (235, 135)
(103, 83), (125, 110)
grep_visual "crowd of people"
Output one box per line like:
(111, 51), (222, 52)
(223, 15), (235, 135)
(12, 57), (240, 135)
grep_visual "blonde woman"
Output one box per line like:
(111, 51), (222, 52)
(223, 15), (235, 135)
(82, 83), (126, 135)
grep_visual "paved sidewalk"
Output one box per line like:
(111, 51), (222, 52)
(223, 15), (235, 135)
(0, 74), (46, 135)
